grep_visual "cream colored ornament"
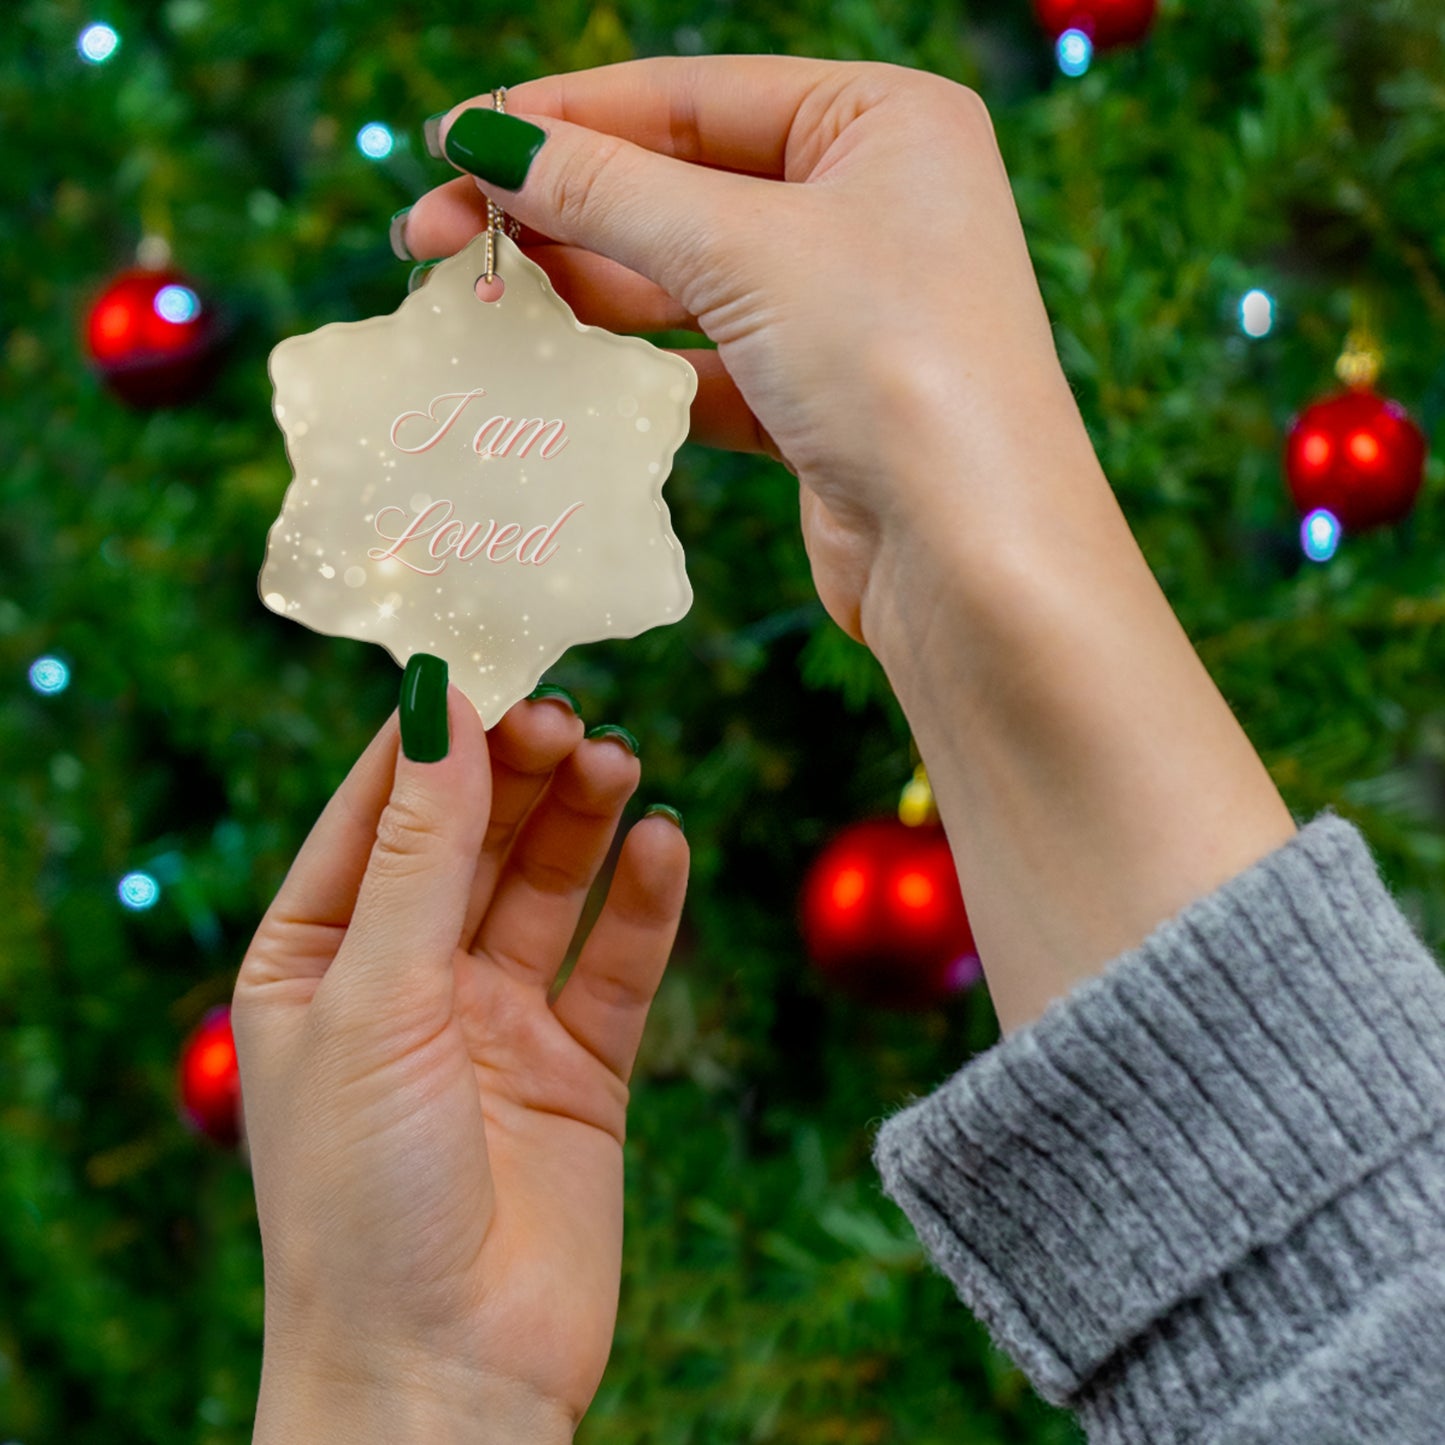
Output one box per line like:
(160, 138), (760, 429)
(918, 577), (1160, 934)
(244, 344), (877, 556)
(261, 229), (697, 726)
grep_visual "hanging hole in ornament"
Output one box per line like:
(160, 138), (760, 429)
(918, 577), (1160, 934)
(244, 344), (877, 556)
(475, 275), (506, 303)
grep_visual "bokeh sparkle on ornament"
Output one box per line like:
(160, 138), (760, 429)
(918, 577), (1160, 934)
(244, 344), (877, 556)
(78, 22), (120, 64)
(356, 122), (395, 159)
(178, 1007), (243, 1148)
(1057, 29), (1093, 76)
(1240, 289), (1274, 338)
(262, 230), (696, 728)
(118, 871), (160, 910)
(28, 657), (71, 695)
(1301, 508), (1341, 563)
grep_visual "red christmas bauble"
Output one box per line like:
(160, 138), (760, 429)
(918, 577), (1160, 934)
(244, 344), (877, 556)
(800, 818), (981, 1011)
(178, 1005), (242, 1147)
(85, 267), (222, 407)
(1284, 388), (1427, 533)
(1034, 0), (1157, 48)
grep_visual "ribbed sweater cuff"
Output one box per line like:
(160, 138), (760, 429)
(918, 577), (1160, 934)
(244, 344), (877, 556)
(870, 810), (1445, 1415)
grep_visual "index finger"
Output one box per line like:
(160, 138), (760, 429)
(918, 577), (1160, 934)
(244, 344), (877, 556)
(447, 54), (850, 181)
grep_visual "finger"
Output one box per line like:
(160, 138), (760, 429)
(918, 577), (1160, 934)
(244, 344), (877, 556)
(433, 97), (765, 313)
(494, 55), (851, 178)
(402, 207), (700, 335)
(397, 173), (555, 256)
(551, 813), (689, 1084)
(528, 244), (698, 330)
(459, 692), (587, 950)
(325, 681), (492, 1027)
(470, 733), (641, 991)
(670, 348), (789, 464)
(237, 711), (404, 994)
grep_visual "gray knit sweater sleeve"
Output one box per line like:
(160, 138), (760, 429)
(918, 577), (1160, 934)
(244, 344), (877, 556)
(870, 810), (1445, 1443)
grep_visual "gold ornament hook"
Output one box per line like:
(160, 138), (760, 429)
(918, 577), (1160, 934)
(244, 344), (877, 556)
(1335, 296), (1383, 390)
(898, 763), (938, 827)
(482, 87), (523, 285)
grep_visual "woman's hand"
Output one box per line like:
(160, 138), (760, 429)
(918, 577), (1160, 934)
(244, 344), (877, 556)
(233, 685), (688, 1441)
(400, 58), (1297, 1043)
(401, 57), (1097, 645)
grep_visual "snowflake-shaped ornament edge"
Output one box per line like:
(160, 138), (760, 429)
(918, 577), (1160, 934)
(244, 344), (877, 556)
(260, 230), (697, 727)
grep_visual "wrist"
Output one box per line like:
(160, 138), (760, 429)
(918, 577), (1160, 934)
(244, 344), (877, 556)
(856, 338), (1113, 668)
(859, 404), (1118, 686)
(857, 403), (1295, 1034)
(254, 1343), (575, 1445)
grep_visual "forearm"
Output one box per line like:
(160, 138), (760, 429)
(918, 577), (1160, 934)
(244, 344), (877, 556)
(860, 384), (1297, 1034)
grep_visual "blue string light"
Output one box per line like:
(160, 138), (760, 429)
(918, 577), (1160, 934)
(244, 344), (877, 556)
(356, 122), (395, 159)
(1240, 289), (1275, 338)
(28, 657), (70, 695)
(1057, 29), (1093, 77)
(78, 22), (120, 64)
(1301, 508), (1341, 563)
(118, 872), (161, 911)
(154, 284), (201, 323)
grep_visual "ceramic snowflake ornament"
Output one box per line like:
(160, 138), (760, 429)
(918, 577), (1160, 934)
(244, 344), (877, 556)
(261, 230), (696, 726)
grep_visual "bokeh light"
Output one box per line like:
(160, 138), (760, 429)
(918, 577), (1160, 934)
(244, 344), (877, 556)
(118, 871), (161, 910)
(28, 657), (70, 694)
(154, 284), (201, 324)
(1057, 29), (1093, 76)
(1240, 288), (1274, 338)
(78, 22), (120, 64)
(1301, 508), (1341, 563)
(356, 122), (395, 159)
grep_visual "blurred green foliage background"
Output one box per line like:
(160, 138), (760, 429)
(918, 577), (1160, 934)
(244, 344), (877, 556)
(3, 0), (1445, 1440)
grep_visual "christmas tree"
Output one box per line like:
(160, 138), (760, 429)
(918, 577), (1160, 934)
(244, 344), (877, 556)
(3, 1), (1444, 1441)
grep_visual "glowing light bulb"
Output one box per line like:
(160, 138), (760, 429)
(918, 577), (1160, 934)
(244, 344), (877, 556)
(28, 657), (70, 694)
(118, 871), (161, 910)
(154, 284), (201, 324)
(78, 22), (119, 64)
(357, 122), (395, 159)
(1057, 29), (1093, 76)
(1301, 508), (1341, 563)
(1240, 289), (1274, 338)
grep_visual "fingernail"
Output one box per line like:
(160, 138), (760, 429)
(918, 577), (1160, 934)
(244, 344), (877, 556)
(400, 653), (449, 762)
(388, 206), (413, 261)
(527, 683), (582, 716)
(585, 723), (639, 757)
(407, 260), (440, 294)
(423, 111), (447, 160)
(443, 107), (547, 191)
(644, 803), (684, 835)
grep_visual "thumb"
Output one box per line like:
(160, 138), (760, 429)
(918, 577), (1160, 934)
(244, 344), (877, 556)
(326, 654), (490, 1024)
(438, 102), (757, 317)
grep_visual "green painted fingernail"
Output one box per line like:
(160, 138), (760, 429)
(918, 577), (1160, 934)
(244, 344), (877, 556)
(407, 260), (441, 294)
(527, 684), (581, 715)
(400, 653), (449, 762)
(388, 206), (413, 261)
(423, 112), (447, 160)
(585, 723), (639, 756)
(443, 106), (546, 191)
(644, 803), (684, 834)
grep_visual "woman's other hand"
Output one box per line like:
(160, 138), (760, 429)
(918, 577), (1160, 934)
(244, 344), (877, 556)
(234, 681), (687, 1441)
